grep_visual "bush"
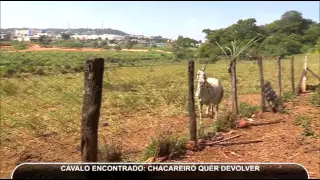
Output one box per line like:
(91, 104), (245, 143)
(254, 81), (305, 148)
(103, 45), (111, 50)
(27, 66), (36, 73)
(114, 45), (122, 51)
(35, 68), (45, 75)
(12, 41), (28, 50)
(212, 111), (232, 132)
(142, 131), (187, 161)
(7, 68), (16, 77)
(1, 80), (19, 96)
(98, 141), (123, 162)
(239, 102), (260, 118)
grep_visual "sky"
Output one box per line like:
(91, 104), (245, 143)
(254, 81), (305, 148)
(1, 1), (319, 41)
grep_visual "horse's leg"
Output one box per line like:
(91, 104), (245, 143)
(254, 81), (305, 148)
(199, 103), (203, 125)
(214, 104), (219, 120)
(211, 103), (215, 119)
(206, 104), (210, 118)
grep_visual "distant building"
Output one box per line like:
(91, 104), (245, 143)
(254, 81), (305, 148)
(105, 34), (125, 41)
(15, 29), (30, 36)
(15, 36), (30, 42)
(0, 34), (5, 40)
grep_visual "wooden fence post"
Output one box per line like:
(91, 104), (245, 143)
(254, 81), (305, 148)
(295, 69), (307, 96)
(301, 56), (308, 92)
(290, 56), (295, 93)
(81, 58), (104, 162)
(188, 60), (197, 141)
(257, 57), (266, 112)
(230, 58), (239, 119)
(276, 56), (282, 97)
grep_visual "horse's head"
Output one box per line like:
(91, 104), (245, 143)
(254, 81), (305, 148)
(197, 64), (207, 87)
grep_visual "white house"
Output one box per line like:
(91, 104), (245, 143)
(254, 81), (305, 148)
(15, 36), (31, 42)
(0, 34), (6, 40)
(15, 29), (30, 36)
(105, 34), (125, 41)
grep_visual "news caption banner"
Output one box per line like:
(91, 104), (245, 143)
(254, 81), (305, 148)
(12, 163), (309, 179)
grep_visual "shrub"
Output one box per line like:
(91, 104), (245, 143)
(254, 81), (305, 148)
(1, 80), (19, 96)
(98, 141), (123, 162)
(114, 45), (122, 51)
(7, 68), (16, 77)
(142, 131), (187, 161)
(239, 102), (260, 118)
(35, 68), (45, 75)
(212, 111), (233, 132)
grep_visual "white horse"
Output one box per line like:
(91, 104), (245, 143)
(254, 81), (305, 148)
(195, 64), (224, 125)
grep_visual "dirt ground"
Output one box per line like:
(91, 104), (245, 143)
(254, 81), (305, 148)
(0, 44), (172, 53)
(0, 93), (319, 179)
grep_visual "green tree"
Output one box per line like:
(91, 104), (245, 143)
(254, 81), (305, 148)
(61, 33), (70, 40)
(3, 33), (11, 41)
(172, 36), (198, 59)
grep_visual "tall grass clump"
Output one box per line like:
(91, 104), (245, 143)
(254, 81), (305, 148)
(142, 131), (188, 161)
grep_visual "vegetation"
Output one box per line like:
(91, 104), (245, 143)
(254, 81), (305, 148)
(0, 9), (319, 168)
(281, 91), (296, 102)
(98, 139), (123, 162)
(11, 41), (28, 50)
(172, 35), (200, 60)
(142, 132), (188, 161)
(198, 11), (320, 58)
(308, 87), (320, 107)
(0, 51), (173, 77)
(239, 102), (260, 118)
(295, 115), (315, 137)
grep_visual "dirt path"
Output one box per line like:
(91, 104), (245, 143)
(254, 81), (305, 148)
(0, 93), (319, 178)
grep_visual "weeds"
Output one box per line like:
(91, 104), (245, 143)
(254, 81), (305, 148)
(142, 131), (188, 161)
(239, 102), (260, 118)
(295, 115), (315, 137)
(308, 87), (320, 108)
(212, 111), (232, 132)
(1, 80), (19, 96)
(281, 91), (296, 102)
(98, 139), (123, 162)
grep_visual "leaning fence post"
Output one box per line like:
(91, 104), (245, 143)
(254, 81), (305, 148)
(301, 56), (308, 92)
(257, 57), (266, 112)
(295, 69), (307, 96)
(81, 58), (104, 162)
(290, 56), (295, 93)
(188, 60), (197, 141)
(276, 56), (282, 97)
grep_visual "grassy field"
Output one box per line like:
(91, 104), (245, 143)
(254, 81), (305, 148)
(0, 51), (319, 177)
(1, 51), (318, 142)
(0, 50), (173, 77)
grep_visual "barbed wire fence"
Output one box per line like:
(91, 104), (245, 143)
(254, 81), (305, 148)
(0, 48), (193, 162)
(1, 47), (318, 162)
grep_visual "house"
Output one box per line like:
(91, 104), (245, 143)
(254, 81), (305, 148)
(155, 43), (166, 47)
(0, 34), (6, 40)
(15, 29), (30, 36)
(29, 36), (40, 42)
(15, 36), (31, 42)
(105, 34), (126, 41)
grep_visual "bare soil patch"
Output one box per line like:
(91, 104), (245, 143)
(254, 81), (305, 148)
(1, 93), (319, 178)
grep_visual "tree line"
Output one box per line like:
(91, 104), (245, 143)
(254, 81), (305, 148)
(173, 10), (320, 60)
